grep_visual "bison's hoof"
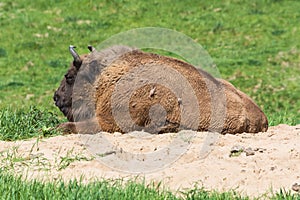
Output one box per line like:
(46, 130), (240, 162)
(56, 122), (78, 134)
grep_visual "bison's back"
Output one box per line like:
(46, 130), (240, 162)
(93, 50), (268, 134)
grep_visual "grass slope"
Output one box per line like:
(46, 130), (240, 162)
(0, 0), (299, 125)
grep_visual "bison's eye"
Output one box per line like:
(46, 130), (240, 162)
(65, 74), (75, 84)
(53, 93), (59, 102)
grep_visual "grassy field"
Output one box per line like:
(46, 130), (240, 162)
(0, 0), (299, 125)
(1, 170), (299, 200)
(0, 0), (299, 199)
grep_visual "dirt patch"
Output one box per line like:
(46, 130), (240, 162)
(0, 124), (299, 198)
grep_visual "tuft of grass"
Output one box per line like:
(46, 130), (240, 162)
(183, 186), (250, 200)
(55, 148), (94, 171)
(0, 172), (179, 200)
(270, 188), (300, 200)
(183, 186), (300, 200)
(0, 106), (60, 141)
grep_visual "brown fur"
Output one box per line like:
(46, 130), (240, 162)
(54, 46), (268, 134)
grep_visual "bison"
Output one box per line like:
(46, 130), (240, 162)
(53, 45), (268, 134)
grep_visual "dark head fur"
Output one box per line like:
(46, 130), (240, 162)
(53, 46), (85, 121)
(53, 45), (134, 122)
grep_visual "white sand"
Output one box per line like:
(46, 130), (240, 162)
(0, 124), (299, 198)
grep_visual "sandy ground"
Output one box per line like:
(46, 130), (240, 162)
(0, 124), (299, 198)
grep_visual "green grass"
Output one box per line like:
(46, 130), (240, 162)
(0, 173), (175, 200)
(0, 0), (299, 199)
(0, 0), (299, 125)
(0, 171), (298, 200)
(0, 106), (60, 141)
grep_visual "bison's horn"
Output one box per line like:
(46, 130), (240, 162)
(88, 45), (96, 52)
(69, 45), (82, 70)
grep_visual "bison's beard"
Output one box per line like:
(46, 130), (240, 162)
(59, 106), (74, 122)
(58, 104), (95, 124)
(71, 97), (96, 122)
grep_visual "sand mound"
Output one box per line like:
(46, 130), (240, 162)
(0, 124), (299, 198)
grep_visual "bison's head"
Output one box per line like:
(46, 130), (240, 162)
(54, 45), (135, 123)
(53, 45), (92, 121)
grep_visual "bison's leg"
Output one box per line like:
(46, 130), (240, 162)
(56, 122), (78, 134)
(56, 118), (101, 134)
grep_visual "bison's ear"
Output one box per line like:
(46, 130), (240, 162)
(69, 45), (82, 70)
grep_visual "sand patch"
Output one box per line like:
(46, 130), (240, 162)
(0, 124), (299, 198)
